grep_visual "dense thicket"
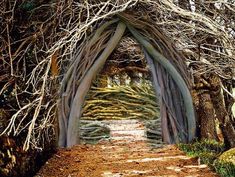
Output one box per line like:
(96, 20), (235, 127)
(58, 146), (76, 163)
(0, 0), (235, 176)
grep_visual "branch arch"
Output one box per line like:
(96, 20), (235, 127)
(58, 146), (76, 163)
(59, 18), (196, 147)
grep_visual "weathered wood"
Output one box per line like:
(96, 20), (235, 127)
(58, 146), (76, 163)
(66, 22), (126, 147)
(125, 23), (196, 142)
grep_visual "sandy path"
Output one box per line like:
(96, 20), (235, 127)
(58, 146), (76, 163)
(36, 120), (218, 177)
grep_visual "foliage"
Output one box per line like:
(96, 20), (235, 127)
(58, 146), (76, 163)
(214, 147), (235, 176)
(1, 0), (234, 150)
(214, 160), (235, 177)
(179, 139), (225, 164)
(178, 139), (235, 176)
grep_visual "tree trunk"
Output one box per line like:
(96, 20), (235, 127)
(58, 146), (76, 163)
(198, 91), (218, 140)
(193, 75), (218, 141)
(209, 76), (235, 147)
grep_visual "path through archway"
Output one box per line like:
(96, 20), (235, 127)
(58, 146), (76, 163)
(78, 36), (161, 146)
(58, 14), (196, 148)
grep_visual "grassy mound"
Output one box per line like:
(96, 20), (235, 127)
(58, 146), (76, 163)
(214, 148), (235, 177)
(178, 140), (235, 177)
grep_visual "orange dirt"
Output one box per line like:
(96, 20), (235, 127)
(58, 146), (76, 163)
(36, 140), (218, 177)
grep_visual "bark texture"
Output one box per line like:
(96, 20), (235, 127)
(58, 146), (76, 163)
(198, 91), (218, 140)
(209, 76), (235, 147)
(66, 22), (126, 147)
(193, 74), (235, 147)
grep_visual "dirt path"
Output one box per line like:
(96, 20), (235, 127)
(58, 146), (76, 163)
(36, 120), (218, 177)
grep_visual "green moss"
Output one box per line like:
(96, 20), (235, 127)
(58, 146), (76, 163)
(218, 148), (235, 165)
(212, 148), (235, 177)
(178, 140), (222, 167)
(178, 139), (235, 175)
(178, 139), (225, 156)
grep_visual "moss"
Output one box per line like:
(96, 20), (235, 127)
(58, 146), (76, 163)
(178, 139), (235, 176)
(178, 139), (225, 156)
(218, 148), (235, 165)
(211, 148), (235, 177)
(178, 140), (222, 167)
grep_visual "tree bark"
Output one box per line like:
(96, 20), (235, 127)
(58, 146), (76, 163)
(66, 22), (126, 147)
(198, 91), (218, 140)
(126, 23), (196, 141)
(209, 76), (235, 147)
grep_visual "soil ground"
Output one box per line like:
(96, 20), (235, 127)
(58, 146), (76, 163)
(36, 120), (218, 177)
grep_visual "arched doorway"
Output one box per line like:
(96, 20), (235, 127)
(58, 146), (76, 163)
(79, 36), (161, 145)
(58, 14), (196, 147)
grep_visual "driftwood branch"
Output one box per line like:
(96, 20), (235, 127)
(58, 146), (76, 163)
(125, 22), (196, 142)
(65, 22), (126, 147)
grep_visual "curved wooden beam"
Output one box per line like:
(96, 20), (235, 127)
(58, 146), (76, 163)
(58, 19), (119, 147)
(66, 22), (126, 147)
(125, 23), (196, 142)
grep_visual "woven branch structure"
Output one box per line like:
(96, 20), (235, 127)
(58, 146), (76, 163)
(59, 15), (196, 147)
(1, 0), (234, 151)
(81, 84), (160, 121)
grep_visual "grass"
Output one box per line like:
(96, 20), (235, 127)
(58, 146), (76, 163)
(178, 139), (235, 177)
(214, 160), (235, 177)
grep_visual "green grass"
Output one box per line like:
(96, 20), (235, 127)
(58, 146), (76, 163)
(178, 140), (235, 177)
(214, 160), (235, 177)
(178, 139), (224, 165)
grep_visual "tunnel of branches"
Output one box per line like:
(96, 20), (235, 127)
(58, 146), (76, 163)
(58, 17), (196, 148)
(1, 1), (235, 176)
(78, 37), (162, 145)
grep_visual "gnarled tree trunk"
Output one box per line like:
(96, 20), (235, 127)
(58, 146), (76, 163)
(209, 75), (235, 147)
(193, 75), (218, 141)
(194, 74), (235, 147)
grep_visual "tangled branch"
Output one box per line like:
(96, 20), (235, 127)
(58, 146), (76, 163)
(0, 0), (234, 150)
